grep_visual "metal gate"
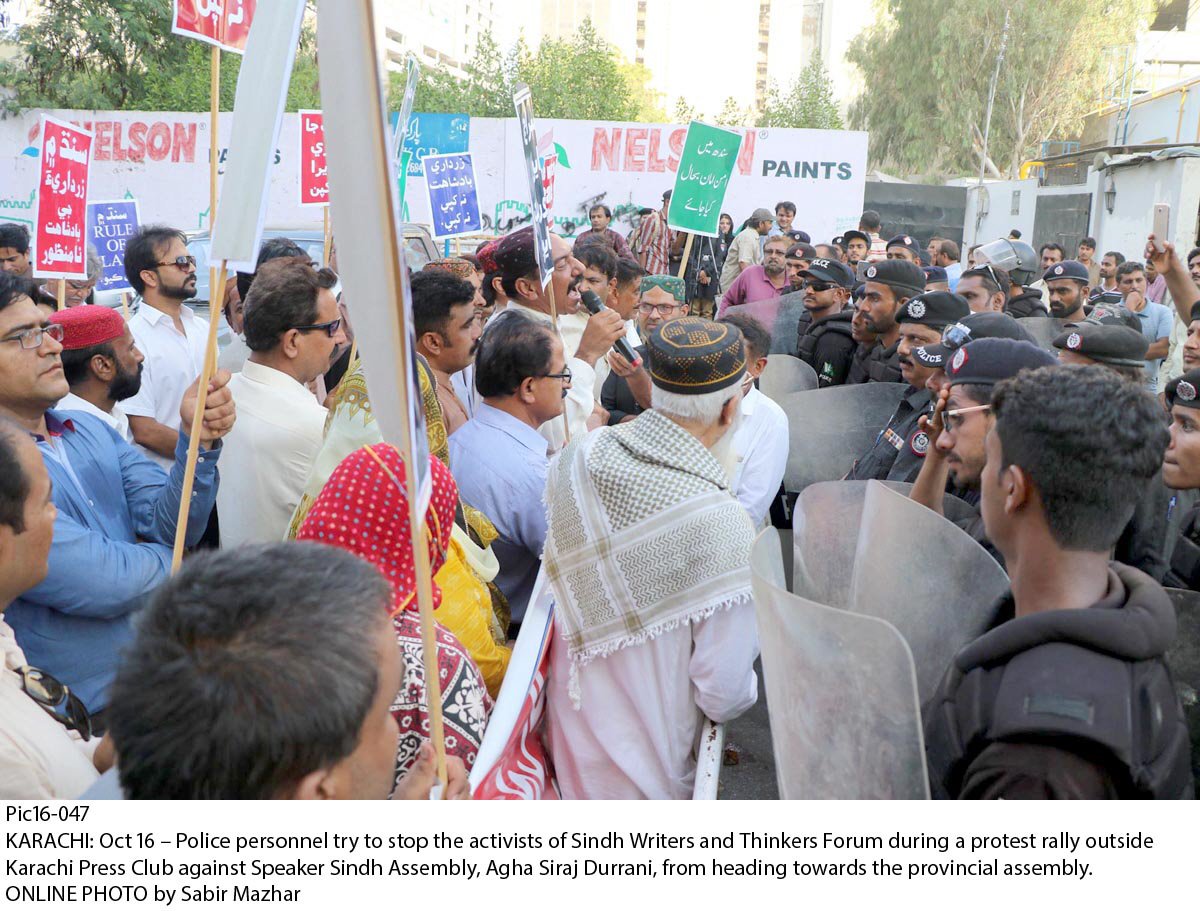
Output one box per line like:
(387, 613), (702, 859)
(1032, 192), (1093, 254)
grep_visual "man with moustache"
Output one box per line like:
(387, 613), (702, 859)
(50, 306), (143, 444)
(412, 269), (482, 437)
(794, 258), (857, 388)
(846, 291), (969, 482)
(1043, 260), (1091, 322)
(121, 226), (208, 470)
(849, 260), (928, 384)
(955, 265), (1009, 314)
(717, 234), (791, 328)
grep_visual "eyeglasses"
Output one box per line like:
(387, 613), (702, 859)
(293, 317), (342, 337)
(1, 322), (65, 349)
(944, 403), (991, 430)
(538, 367), (573, 385)
(637, 302), (683, 316)
(155, 255), (197, 271)
(803, 280), (836, 293)
(16, 665), (92, 741)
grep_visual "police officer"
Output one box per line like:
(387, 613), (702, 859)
(911, 310), (1037, 395)
(794, 258), (857, 387)
(846, 290), (969, 482)
(1044, 260), (1091, 322)
(885, 234), (922, 263)
(849, 260), (927, 385)
(1162, 368), (1200, 591)
(925, 364), (1191, 799)
(1053, 320), (1148, 382)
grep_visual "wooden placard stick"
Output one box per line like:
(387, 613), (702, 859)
(120, 291), (130, 320)
(676, 232), (695, 280)
(323, 206), (333, 266)
(56, 279), (65, 311)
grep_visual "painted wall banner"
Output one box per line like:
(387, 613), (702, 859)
(667, 121), (742, 236)
(512, 85), (553, 287)
(172, 0), (256, 54)
(86, 200), (141, 294)
(399, 112), (470, 178)
(424, 152), (481, 239)
(34, 115), (93, 280)
(2, 112), (868, 246)
(298, 110), (328, 207)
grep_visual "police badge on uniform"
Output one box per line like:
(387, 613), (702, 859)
(1179, 381), (1197, 402)
(908, 300), (926, 319)
(909, 430), (930, 457)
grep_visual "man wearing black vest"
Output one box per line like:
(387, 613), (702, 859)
(794, 258), (856, 388)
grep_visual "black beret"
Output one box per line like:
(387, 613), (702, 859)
(786, 242), (817, 259)
(914, 311), (1034, 368)
(799, 258), (856, 289)
(1191, 300), (1200, 324)
(886, 234), (921, 255)
(648, 317), (746, 395)
(1043, 259), (1090, 284)
(1166, 368), (1200, 409)
(1085, 303), (1141, 332)
(1053, 322), (1148, 368)
(897, 291), (970, 329)
(923, 266), (948, 283)
(945, 337), (1057, 387)
(860, 259), (926, 297)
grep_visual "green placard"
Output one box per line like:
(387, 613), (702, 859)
(398, 150), (412, 218)
(667, 121), (743, 237)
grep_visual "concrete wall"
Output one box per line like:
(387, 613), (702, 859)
(1091, 156), (1200, 258)
(1084, 78), (1200, 148)
(962, 178), (1039, 251)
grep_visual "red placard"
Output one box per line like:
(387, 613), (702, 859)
(298, 111), (329, 207)
(171, 0), (256, 54)
(34, 116), (93, 280)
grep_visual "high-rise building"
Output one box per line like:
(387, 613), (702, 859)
(378, 0), (523, 76)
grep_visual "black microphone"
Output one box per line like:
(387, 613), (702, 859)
(579, 289), (641, 366)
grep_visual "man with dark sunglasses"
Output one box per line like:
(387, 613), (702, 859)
(217, 260), (346, 547)
(122, 225), (207, 470)
(794, 258), (857, 388)
(0, 421), (102, 797)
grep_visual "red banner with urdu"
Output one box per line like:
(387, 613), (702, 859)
(171, 0), (256, 54)
(34, 116), (93, 280)
(298, 111), (329, 207)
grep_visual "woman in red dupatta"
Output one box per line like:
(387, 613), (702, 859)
(297, 444), (492, 785)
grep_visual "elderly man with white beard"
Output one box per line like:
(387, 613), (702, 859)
(543, 317), (759, 799)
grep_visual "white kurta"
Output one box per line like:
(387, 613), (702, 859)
(216, 361), (328, 546)
(545, 601), (759, 800)
(732, 386), (790, 527)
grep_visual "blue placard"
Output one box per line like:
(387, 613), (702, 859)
(389, 112), (470, 177)
(86, 200), (141, 294)
(424, 152), (481, 239)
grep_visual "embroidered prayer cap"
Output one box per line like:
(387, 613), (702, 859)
(476, 240), (499, 274)
(648, 317), (746, 395)
(1052, 320), (1148, 368)
(897, 290), (970, 330)
(296, 444), (459, 616)
(1166, 368), (1200, 409)
(50, 304), (125, 350)
(423, 258), (475, 281)
(493, 227), (538, 284)
(946, 337), (1056, 388)
(640, 274), (687, 303)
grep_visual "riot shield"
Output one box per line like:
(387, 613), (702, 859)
(779, 382), (907, 493)
(769, 290), (808, 355)
(881, 481), (984, 525)
(1019, 317), (1067, 350)
(759, 354), (818, 401)
(752, 528), (930, 799)
(1164, 587), (1200, 792)
(848, 481), (1010, 703)
(792, 481), (872, 609)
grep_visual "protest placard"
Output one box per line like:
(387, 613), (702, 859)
(86, 200), (140, 294)
(399, 113), (470, 178)
(512, 83), (554, 287)
(424, 152), (482, 239)
(171, 0), (256, 54)
(33, 115), (93, 281)
(667, 121), (743, 237)
(298, 111), (328, 207)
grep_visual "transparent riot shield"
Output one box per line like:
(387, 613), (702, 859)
(881, 481), (985, 525)
(1018, 317), (1067, 350)
(752, 528), (930, 799)
(848, 481), (1009, 703)
(759, 354), (818, 402)
(1164, 587), (1200, 792)
(779, 382), (907, 493)
(792, 481), (872, 609)
(769, 290), (808, 355)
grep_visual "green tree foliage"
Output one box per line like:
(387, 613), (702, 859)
(0, 0), (322, 113)
(758, 53), (844, 130)
(847, 0), (1155, 179)
(715, 96), (753, 128)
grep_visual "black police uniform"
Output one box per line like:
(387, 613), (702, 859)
(1162, 372), (1200, 590)
(845, 385), (930, 481)
(924, 564), (1194, 799)
(845, 340), (874, 384)
(855, 338), (902, 383)
(796, 309), (856, 387)
(1005, 286), (1049, 318)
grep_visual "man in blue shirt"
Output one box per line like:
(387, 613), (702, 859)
(449, 313), (564, 627)
(1117, 260), (1172, 392)
(0, 272), (234, 716)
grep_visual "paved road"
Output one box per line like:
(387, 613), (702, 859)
(717, 661), (778, 800)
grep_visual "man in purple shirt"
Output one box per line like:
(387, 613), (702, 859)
(574, 204), (632, 260)
(716, 234), (790, 328)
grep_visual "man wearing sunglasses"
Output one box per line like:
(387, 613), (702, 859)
(216, 260), (345, 548)
(794, 258), (857, 388)
(122, 226), (207, 470)
(0, 422), (101, 798)
(0, 271), (231, 720)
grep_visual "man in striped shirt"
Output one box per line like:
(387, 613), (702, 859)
(635, 190), (676, 276)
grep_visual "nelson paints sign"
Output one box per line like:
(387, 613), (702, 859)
(22, 117), (200, 164)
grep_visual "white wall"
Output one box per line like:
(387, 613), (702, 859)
(1092, 156), (1200, 258)
(962, 178), (1038, 251)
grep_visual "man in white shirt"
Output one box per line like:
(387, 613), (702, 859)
(49, 305), (142, 443)
(217, 260), (346, 546)
(121, 226), (208, 470)
(0, 423), (100, 798)
(491, 226), (626, 451)
(720, 313), (789, 527)
(544, 317), (759, 799)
